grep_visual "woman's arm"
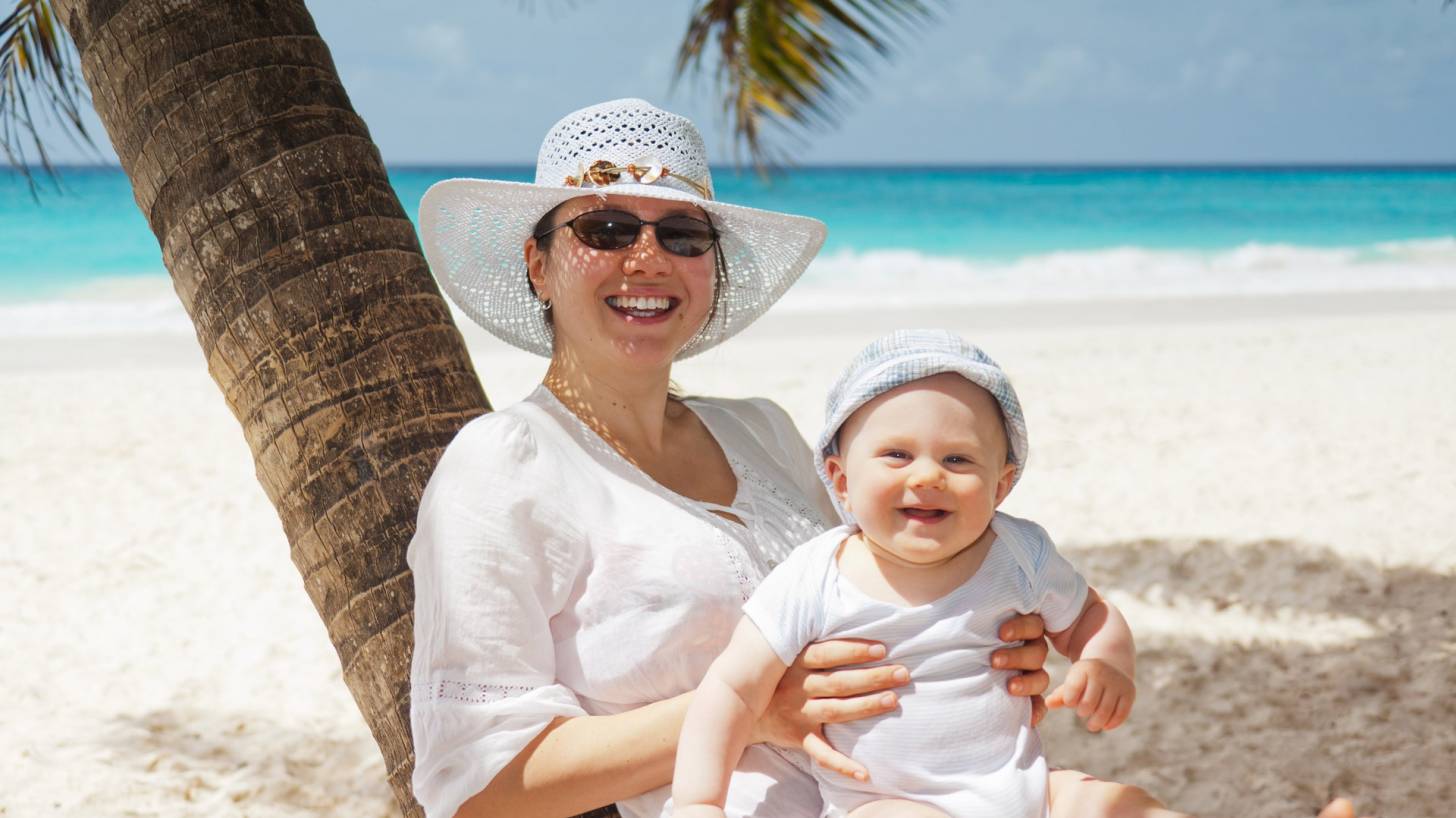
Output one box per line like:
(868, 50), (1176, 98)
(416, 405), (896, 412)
(451, 635), (909, 818)
(434, 576), (1048, 818)
(455, 692), (691, 818)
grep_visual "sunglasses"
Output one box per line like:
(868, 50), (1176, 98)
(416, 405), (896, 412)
(534, 209), (720, 258)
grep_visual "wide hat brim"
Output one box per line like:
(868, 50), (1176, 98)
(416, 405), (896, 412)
(418, 177), (827, 359)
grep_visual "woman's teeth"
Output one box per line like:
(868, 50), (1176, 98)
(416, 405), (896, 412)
(607, 295), (673, 316)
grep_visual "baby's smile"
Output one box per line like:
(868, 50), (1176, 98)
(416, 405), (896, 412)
(898, 506), (951, 523)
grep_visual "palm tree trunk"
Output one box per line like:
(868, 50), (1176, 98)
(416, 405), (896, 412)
(50, 1), (491, 814)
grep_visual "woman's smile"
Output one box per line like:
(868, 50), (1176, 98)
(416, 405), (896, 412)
(604, 293), (682, 323)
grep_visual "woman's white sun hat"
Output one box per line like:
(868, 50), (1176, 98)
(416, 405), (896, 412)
(418, 98), (828, 359)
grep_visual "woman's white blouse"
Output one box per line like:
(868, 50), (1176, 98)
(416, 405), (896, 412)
(408, 385), (839, 818)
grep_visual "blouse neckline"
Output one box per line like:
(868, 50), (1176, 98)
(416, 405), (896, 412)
(530, 385), (750, 528)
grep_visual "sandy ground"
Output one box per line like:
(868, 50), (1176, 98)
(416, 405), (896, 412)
(2, 292), (1453, 818)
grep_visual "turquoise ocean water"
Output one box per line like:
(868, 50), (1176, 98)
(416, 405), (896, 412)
(3, 165), (1455, 332)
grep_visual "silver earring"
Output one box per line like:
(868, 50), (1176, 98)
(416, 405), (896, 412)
(539, 298), (552, 311)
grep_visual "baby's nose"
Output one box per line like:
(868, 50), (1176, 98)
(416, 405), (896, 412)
(906, 459), (946, 488)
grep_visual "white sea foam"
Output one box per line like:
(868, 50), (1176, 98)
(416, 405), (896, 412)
(4, 238), (1455, 337)
(782, 236), (1456, 311)
(0, 275), (191, 338)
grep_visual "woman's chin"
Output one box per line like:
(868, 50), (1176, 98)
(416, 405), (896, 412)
(611, 335), (683, 365)
(606, 319), (708, 364)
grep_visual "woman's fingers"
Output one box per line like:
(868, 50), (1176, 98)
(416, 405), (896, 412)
(1010, 668), (1049, 698)
(1029, 695), (1048, 727)
(997, 613), (1047, 643)
(801, 664), (909, 698)
(992, 635), (1048, 672)
(804, 690), (899, 724)
(800, 639), (886, 670)
(802, 732), (870, 782)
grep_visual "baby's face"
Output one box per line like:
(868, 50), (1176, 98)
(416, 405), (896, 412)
(826, 373), (1016, 567)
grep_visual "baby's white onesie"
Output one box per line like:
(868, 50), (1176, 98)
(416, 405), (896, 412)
(741, 512), (1088, 818)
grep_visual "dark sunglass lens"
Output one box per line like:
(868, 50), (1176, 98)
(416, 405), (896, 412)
(572, 211), (641, 250)
(656, 216), (717, 257)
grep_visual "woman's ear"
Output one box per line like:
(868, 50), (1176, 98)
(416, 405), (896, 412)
(823, 454), (852, 514)
(524, 236), (550, 303)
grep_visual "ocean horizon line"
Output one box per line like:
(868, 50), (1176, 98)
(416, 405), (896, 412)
(8, 161), (1456, 174)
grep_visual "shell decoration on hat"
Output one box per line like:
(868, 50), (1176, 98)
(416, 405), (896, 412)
(564, 158), (710, 199)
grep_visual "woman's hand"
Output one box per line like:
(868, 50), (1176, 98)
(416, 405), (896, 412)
(752, 638), (908, 780)
(993, 613), (1051, 726)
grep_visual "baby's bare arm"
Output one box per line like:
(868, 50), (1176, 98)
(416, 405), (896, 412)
(1046, 587), (1134, 674)
(1045, 588), (1137, 732)
(672, 617), (790, 816)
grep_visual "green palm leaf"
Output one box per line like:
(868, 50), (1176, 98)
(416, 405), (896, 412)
(1, 0), (97, 192)
(674, 0), (942, 172)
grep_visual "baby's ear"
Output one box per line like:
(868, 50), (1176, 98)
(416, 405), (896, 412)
(993, 462), (1016, 507)
(823, 454), (852, 512)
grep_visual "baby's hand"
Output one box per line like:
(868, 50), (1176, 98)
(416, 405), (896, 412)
(1045, 658), (1134, 732)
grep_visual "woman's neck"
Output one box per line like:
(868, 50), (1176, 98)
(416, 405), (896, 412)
(543, 352), (676, 465)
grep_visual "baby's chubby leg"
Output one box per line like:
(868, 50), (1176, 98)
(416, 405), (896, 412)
(1049, 770), (1191, 818)
(845, 799), (952, 818)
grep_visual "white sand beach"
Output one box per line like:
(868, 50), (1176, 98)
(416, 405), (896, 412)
(3, 291), (1453, 818)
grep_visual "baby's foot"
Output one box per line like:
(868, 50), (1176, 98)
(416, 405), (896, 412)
(1316, 798), (1368, 818)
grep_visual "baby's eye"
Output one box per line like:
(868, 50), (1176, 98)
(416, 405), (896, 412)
(881, 450), (909, 461)
(944, 455), (972, 466)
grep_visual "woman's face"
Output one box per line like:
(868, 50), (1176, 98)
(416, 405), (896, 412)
(525, 194), (718, 373)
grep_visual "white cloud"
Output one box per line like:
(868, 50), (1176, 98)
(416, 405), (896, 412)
(1017, 47), (1095, 102)
(1212, 50), (1254, 93)
(406, 22), (471, 72)
(1011, 47), (1143, 104)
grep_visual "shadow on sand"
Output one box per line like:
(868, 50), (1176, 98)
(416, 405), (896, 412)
(95, 538), (1453, 818)
(1042, 536), (1455, 818)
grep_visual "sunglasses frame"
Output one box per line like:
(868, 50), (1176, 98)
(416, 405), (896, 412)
(533, 208), (721, 258)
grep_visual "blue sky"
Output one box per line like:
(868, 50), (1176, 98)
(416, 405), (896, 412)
(33, 0), (1456, 165)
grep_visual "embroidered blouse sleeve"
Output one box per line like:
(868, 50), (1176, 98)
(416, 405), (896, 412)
(746, 397), (841, 526)
(407, 412), (588, 818)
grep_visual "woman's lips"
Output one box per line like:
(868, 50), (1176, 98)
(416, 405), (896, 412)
(605, 295), (679, 324)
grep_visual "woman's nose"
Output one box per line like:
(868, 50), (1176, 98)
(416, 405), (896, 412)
(621, 226), (670, 277)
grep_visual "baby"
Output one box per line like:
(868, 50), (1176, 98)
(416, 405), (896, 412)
(672, 330), (1139, 818)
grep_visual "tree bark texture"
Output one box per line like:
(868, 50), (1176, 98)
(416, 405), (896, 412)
(51, 1), (500, 814)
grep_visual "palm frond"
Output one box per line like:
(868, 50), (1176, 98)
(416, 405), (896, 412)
(1, 0), (98, 195)
(673, 0), (941, 174)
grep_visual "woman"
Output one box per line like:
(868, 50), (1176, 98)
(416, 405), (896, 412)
(408, 99), (1360, 818)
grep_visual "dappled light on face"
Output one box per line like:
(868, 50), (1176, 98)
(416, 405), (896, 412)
(537, 200), (718, 368)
